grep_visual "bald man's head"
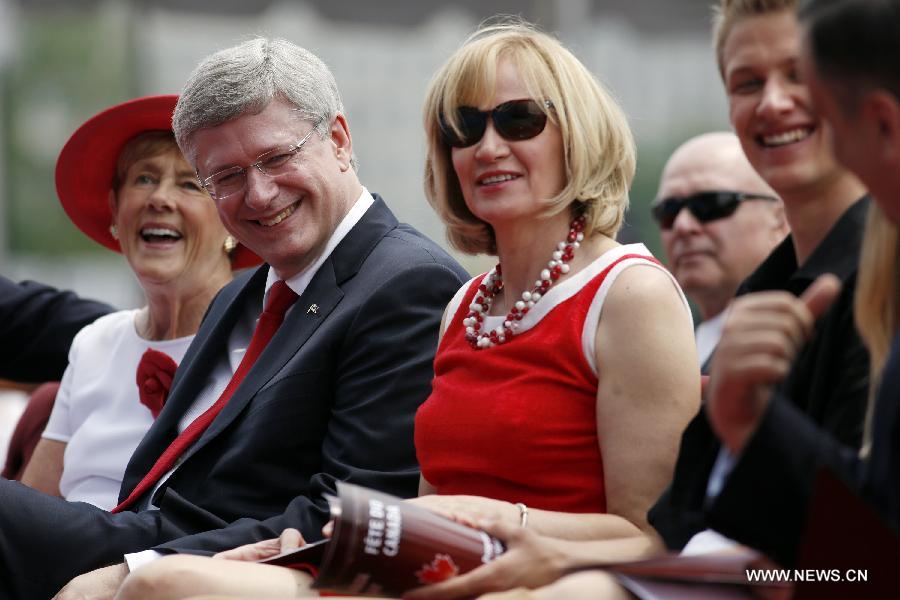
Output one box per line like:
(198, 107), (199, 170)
(660, 132), (777, 199)
(654, 132), (789, 319)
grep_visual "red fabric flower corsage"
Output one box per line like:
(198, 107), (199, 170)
(136, 348), (178, 418)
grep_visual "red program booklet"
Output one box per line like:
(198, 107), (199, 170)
(260, 482), (505, 597)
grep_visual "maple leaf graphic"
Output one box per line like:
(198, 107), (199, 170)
(415, 553), (460, 584)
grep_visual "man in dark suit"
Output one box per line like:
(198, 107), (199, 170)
(0, 276), (112, 383)
(700, 0), (900, 568)
(0, 38), (467, 599)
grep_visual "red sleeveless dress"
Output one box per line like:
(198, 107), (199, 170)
(415, 245), (663, 513)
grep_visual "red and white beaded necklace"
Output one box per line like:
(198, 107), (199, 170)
(464, 215), (586, 349)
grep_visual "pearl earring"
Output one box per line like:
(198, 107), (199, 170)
(223, 235), (237, 254)
(109, 224), (118, 240)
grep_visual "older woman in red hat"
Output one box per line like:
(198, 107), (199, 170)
(19, 95), (259, 511)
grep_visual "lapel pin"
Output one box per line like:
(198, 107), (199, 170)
(307, 303), (319, 315)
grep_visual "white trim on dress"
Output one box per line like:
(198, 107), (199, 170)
(440, 244), (690, 377)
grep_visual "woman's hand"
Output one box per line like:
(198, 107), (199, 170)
(403, 519), (569, 600)
(212, 528), (306, 562)
(406, 495), (520, 529)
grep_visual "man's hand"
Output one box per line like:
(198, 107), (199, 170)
(212, 528), (305, 562)
(708, 274), (842, 453)
(53, 563), (128, 600)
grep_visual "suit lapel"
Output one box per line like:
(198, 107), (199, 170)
(329, 195), (398, 284)
(181, 259), (344, 460)
(140, 196), (400, 477)
(120, 267), (267, 496)
(173, 197), (400, 462)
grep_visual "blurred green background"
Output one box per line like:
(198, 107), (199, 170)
(0, 0), (728, 307)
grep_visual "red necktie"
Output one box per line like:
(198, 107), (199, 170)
(112, 280), (299, 513)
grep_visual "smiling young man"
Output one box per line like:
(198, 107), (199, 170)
(0, 38), (468, 600)
(699, 0), (900, 572)
(649, 0), (871, 565)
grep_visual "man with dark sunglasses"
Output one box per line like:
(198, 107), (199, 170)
(649, 0), (871, 566)
(652, 132), (788, 365)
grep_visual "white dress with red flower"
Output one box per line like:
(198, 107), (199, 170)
(42, 309), (192, 510)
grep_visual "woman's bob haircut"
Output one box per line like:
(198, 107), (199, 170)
(423, 19), (636, 255)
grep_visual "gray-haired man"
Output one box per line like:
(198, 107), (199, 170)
(0, 38), (467, 599)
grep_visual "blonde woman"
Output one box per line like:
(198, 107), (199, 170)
(410, 17), (697, 545)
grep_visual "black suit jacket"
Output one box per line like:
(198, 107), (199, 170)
(649, 198), (871, 562)
(0, 197), (468, 599)
(0, 276), (113, 383)
(711, 332), (900, 569)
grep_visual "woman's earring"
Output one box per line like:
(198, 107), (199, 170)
(109, 224), (118, 240)
(223, 235), (237, 254)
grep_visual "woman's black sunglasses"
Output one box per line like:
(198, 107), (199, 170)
(651, 191), (779, 230)
(440, 99), (553, 148)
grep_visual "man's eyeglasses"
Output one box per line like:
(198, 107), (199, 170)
(199, 119), (322, 201)
(651, 191), (779, 230)
(440, 99), (553, 148)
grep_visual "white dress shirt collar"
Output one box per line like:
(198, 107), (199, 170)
(695, 309), (727, 367)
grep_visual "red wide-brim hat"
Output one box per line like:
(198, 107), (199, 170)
(55, 94), (260, 270)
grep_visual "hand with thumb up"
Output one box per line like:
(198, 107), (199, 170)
(707, 274), (842, 454)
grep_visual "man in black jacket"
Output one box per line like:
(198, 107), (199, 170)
(0, 276), (112, 383)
